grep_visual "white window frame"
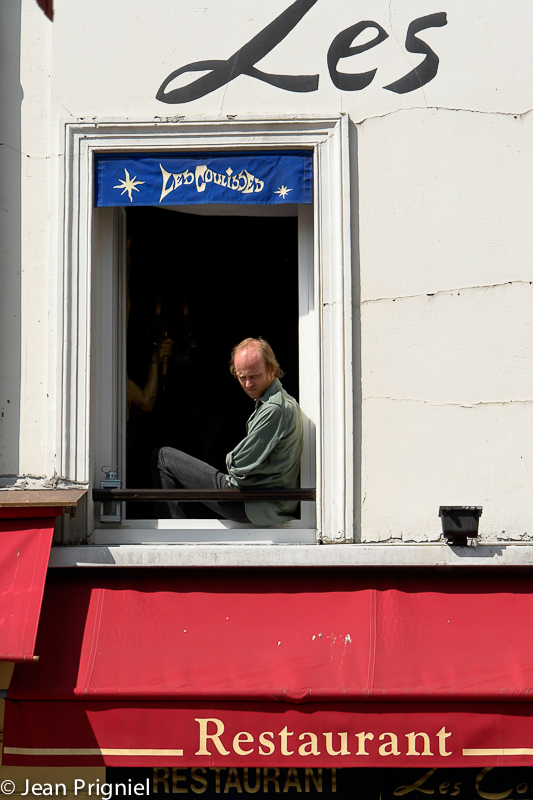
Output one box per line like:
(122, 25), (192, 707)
(51, 116), (354, 544)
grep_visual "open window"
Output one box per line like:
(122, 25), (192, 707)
(124, 207), (301, 520)
(55, 118), (354, 545)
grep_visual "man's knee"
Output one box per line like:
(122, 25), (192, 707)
(153, 447), (192, 483)
(151, 447), (162, 472)
(152, 446), (176, 470)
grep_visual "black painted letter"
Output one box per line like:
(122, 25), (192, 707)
(156, 0), (320, 104)
(384, 12), (448, 94)
(327, 21), (389, 91)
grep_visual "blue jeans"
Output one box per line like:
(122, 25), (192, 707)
(151, 446), (251, 523)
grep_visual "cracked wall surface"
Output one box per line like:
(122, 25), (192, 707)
(2, 0), (533, 543)
(358, 107), (533, 541)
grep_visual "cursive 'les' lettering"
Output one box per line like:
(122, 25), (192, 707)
(156, 0), (448, 105)
(156, 0), (320, 104)
(383, 12), (448, 94)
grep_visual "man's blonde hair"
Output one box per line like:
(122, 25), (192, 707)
(230, 337), (285, 380)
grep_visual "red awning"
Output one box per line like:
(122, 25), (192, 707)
(4, 569), (533, 767)
(0, 512), (56, 662)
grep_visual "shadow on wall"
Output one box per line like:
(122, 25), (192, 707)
(35, 0), (53, 22)
(0, 0), (22, 482)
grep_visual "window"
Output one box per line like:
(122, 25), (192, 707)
(53, 117), (354, 544)
(123, 207), (301, 521)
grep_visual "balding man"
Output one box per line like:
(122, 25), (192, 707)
(152, 337), (303, 525)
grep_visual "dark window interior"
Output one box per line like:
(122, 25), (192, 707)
(125, 207), (299, 519)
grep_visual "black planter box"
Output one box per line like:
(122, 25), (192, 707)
(439, 506), (483, 545)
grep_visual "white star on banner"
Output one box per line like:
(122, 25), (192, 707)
(274, 185), (292, 199)
(113, 168), (145, 202)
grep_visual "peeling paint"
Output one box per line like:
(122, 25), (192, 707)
(0, 476), (88, 490)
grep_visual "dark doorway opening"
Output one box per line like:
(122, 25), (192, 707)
(125, 207), (299, 519)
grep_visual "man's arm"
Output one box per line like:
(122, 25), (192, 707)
(127, 337), (173, 416)
(226, 404), (286, 483)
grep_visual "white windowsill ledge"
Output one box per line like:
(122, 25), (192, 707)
(92, 519), (315, 545)
(48, 542), (533, 568)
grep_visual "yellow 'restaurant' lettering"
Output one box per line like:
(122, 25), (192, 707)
(305, 769), (323, 792)
(259, 732), (275, 756)
(194, 718), (452, 758)
(406, 732), (433, 756)
(379, 732), (400, 756)
(191, 770), (208, 794)
(243, 768), (261, 794)
(263, 769), (279, 794)
(161, 767), (533, 798)
(234, 731), (255, 756)
(153, 769), (170, 794)
(279, 726), (294, 756)
(355, 731), (374, 755)
(224, 768), (242, 793)
(195, 718), (230, 756)
(437, 726), (453, 756)
(152, 769), (328, 795)
(298, 733), (320, 756)
(324, 732), (350, 756)
(173, 771), (188, 794)
(283, 769), (301, 793)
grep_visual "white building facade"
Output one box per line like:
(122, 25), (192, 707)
(1, 0), (533, 793)
(2, 0), (533, 557)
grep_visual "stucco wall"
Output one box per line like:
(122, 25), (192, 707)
(2, 0), (533, 541)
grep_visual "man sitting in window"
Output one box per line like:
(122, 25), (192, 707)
(152, 337), (303, 526)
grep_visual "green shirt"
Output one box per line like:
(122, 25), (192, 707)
(226, 378), (304, 526)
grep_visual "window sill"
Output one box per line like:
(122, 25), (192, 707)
(48, 542), (533, 568)
(92, 519), (316, 545)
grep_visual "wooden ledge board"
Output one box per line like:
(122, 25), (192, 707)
(0, 489), (87, 508)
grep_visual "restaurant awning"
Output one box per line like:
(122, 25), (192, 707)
(0, 492), (86, 663)
(0, 511), (56, 662)
(4, 568), (533, 767)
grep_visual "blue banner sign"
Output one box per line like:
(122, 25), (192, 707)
(95, 151), (312, 207)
